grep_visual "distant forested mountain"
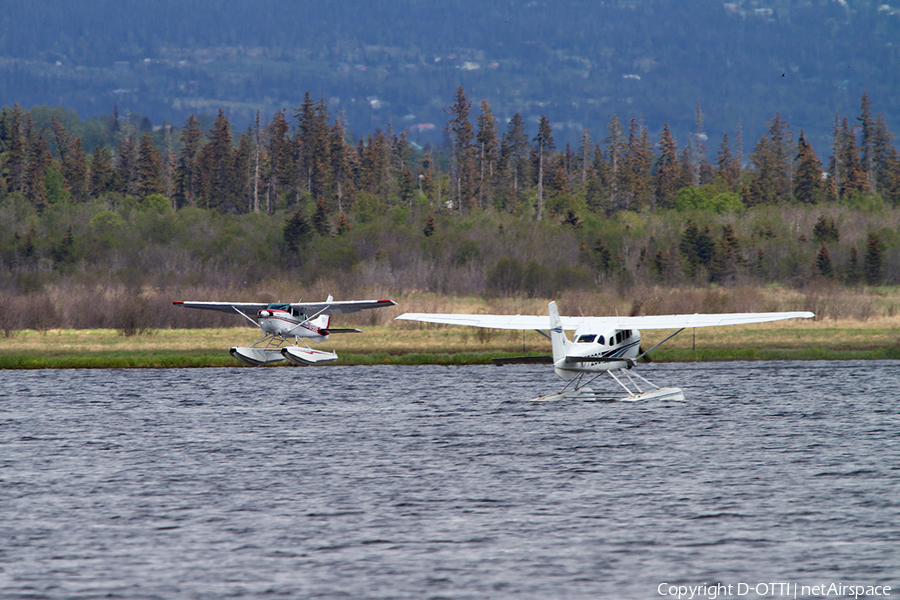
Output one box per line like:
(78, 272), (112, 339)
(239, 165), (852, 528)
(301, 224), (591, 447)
(1, 1), (898, 156)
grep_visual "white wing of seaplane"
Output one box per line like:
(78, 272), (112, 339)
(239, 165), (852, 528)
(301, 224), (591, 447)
(174, 295), (396, 366)
(395, 302), (814, 401)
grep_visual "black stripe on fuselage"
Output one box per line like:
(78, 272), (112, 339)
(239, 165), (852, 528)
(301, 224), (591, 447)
(569, 339), (640, 363)
(263, 313), (318, 334)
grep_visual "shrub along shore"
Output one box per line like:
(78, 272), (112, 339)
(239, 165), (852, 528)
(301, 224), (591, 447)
(1, 316), (898, 369)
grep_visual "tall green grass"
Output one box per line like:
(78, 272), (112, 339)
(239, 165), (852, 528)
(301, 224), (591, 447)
(2, 347), (899, 369)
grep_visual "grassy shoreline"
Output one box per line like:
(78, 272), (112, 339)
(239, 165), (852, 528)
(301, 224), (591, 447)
(1, 318), (898, 369)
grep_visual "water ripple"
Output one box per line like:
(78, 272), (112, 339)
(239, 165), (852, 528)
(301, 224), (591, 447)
(0, 361), (897, 598)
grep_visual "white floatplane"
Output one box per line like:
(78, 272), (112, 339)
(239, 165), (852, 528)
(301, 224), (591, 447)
(396, 301), (814, 401)
(174, 295), (396, 366)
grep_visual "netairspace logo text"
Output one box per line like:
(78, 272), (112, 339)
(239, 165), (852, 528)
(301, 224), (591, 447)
(657, 582), (892, 599)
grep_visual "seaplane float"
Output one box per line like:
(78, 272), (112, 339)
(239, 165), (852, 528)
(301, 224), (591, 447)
(396, 301), (814, 401)
(173, 295), (396, 366)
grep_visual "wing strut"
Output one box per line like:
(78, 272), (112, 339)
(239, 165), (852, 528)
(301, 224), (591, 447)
(233, 306), (262, 329)
(633, 327), (685, 362)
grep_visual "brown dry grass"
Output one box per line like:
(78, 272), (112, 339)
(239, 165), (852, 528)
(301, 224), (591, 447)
(3, 310), (897, 357)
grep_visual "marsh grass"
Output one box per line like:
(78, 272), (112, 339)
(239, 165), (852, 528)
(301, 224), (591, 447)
(2, 286), (898, 368)
(1, 308), (898, 368)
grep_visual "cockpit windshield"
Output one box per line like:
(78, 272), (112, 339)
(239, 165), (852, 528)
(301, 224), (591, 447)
(575, 334), (597, 343)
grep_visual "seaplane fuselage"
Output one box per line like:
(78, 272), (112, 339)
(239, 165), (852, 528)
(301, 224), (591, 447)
(554, 325), (641, 380)
(257, 305), (329, 341)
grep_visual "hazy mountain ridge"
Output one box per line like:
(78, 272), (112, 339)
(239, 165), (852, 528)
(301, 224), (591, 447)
(0, 0), (897, 152)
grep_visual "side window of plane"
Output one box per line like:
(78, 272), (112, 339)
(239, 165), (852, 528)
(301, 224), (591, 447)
(597, 336), (605, 345)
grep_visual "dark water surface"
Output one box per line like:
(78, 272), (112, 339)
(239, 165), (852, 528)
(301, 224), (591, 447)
(1, 362), (897, 599)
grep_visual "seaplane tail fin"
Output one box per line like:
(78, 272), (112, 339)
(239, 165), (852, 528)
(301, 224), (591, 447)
(310, 294), (335, 329)
(310, 313), (331, 329)
(548, 301), (571, 364)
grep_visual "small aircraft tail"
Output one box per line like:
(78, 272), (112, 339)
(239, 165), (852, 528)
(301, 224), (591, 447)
(309, 294), (333, 330)
(310, 313), (331, 329)
(548, 300), (571, 366)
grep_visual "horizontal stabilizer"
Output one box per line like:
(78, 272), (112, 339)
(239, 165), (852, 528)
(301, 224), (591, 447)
(491, 356), (553, 366)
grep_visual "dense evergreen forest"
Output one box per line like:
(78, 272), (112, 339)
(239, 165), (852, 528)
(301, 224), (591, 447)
(1, 0), (899, 153)
(1, 83), (899, 331)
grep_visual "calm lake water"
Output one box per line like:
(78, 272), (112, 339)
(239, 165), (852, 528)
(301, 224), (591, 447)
(1, 362), (897, 599)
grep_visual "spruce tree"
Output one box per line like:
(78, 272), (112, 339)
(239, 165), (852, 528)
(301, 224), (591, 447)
(312, 198), (331, 236)
(329, 115), (353, 213)
(858, 91), (875, 192)
(25, 124), (52, 210)
(284, 210), (312, 253)
(604, 115), (625, 211)
(710, 224), (742, 283)
(420, 150), (435, 201)
(476, 99), (499, 209)
(815, 243), (834, 278)
(360, 131), (390, 198)
(839, 116), (868, 199)
(812, 216), (839, 244)
(749, 112), (792, 204)
(398, 166), (415, 208)
(793, 131), (823, 204)
(89, 145), (115, 196)
(294, 94), (331, 203)
(50, 116), (88, 201)
(680, 221), (715, 279)
(845, 244), (862, 285)
(114, 131), (137, 196)
(175, 114), (203, 208)
(549, 158), (570, 200)
(198, 109), (234, 211)
(500, 113), (529, 212)
(266, 109), (295, 204)
(871, 114), (894, 195)
(5, 103), (26, 193)
(232, 128), (253, 213)
(135, 134), (163, 198)
(586, 144), (610, 213)
(829, 111), (843, 195)
(715, 132), (740, 190)
(676, 147), (693, 194)
(444, 86), (475, 213)
(577, 129), (594, 186)
(864, 233), (883, 285)
(882, 147), (900, 206)
(625, 118), (652, 210)
(295, 92), (317, 197)
(533, 114), (554, 220)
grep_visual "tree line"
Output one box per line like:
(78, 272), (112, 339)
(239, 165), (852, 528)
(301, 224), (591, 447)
(1, 87), (898, 303)
(2, 88), (898, 220)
